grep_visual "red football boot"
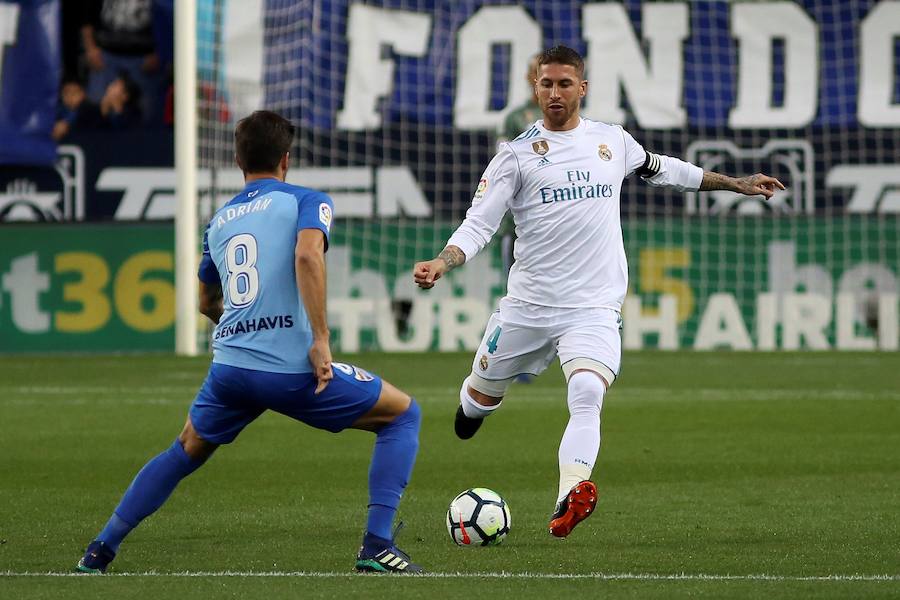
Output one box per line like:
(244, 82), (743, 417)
(548, 480), (598, 538)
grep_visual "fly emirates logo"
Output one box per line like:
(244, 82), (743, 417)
(540, 170), (614, 204)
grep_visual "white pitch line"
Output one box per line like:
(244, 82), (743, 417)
(1, 571), (898, 581)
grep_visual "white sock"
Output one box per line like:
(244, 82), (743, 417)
(557, 464), (593, 504)
(557, 371), (605, 502)
(460, 377), (501, 419)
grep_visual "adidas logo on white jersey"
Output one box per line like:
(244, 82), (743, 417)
(537, 156), (552, 168)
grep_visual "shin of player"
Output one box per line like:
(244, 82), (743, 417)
(557, 370), (606, 504)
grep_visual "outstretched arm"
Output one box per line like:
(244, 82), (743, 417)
(413, 245), (466, 289)
(699, 171), (785, 199)
(621, 128), (785, 198)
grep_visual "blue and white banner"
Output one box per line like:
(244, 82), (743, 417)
(0, 0), (59, 166)
(224, 0), (898, 131)
(198, 0), (898, 216)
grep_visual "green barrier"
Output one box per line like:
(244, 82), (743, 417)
(625, 215), (900, 349)
(622, 216), (899, 349)
(330, 216), (899, 351)
(1, 217), (897, 352)
(0, 224), (175, 351)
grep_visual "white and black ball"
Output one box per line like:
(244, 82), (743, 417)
(446, 488), (511, 546)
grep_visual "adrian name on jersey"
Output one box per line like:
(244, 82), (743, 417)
(540, 169), (614, 203)
(214, 315), (295, 340)
(213, 196), (273, 229)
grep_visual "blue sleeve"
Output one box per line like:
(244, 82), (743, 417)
(197, 226), (221, 285)
(297, 191), (333, 251)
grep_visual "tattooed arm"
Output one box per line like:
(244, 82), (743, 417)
(631, 142), (785, 199)
(700, 171), (785, 199)
(413, 245), (466, 289)
(414, 143), (520, 290)
(438, 245), (466, 270)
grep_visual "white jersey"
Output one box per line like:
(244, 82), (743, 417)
(447, 118), (703, 310)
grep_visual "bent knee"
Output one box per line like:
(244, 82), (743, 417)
(378, 380), (413, 416)
(466, 373), (507, 405)
(567, 370), (606, 415)
(180, 418), (218, 461)
(468, 385), (502, 407)
(460, 377), (503, 419)
(563, 359), (614, 390)
(351, 379), (413, 431)
(570, 368), (609, 391)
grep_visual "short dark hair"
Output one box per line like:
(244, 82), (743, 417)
(537, 45), (585, 78)
(235, 110), (296, 173)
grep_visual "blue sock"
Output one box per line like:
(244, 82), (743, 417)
(96, 439), (204, 553)
(365, 399), (421, 546)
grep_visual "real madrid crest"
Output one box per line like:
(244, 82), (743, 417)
(598, 144), (612, 161)
(479, 355), (489, 371)
(532, 140), (549, 156)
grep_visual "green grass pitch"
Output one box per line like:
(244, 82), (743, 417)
(1, 352), (899, 598)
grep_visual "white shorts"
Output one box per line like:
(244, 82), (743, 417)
(468, 297), (623, 397)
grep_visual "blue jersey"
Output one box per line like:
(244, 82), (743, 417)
(198, 178), (334, 374)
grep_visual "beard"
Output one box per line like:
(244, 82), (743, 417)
(541, 99), (579, 129)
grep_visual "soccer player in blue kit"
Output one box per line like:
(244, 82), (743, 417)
(77, 110), (423, 574)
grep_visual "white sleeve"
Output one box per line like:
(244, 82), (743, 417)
(620, 126), (649, 177)
(446, 144), (519, 262)
(641, 153), (704, 191)
(620, 126), (704, 192)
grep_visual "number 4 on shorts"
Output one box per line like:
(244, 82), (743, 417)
(486, 326), (501, 354)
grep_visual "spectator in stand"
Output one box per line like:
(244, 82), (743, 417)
(99, 72), (143, 129)
(53, 80), (102, 140)
(53, 73), (141, 141)
(81, 0), (162, 124)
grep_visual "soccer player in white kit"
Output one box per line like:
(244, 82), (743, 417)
(413, 46), (784, 538)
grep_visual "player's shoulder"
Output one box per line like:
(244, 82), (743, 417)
(502, 121), (545, 157)
(581, 118), (625, 137)
(207, 181), (330, 228)
(258, 182), (334, 218)
(266, 181), (331, 205)
(581, 118), (637, 149)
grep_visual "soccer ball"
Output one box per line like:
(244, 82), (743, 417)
(446, 488), (511, 546)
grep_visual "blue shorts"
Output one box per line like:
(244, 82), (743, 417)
(189, 361), (383, 444)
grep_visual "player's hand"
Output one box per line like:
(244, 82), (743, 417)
(734, 173), (785, 200)
(308, 338), (333, 394)
(413, 259), (447, 289)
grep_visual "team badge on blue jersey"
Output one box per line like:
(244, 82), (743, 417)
(319, 203), (333, 230)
